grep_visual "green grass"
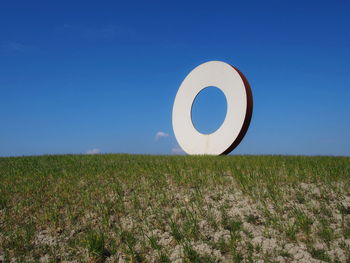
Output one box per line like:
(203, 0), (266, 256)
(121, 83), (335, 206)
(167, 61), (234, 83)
(0, 154), (349, 262)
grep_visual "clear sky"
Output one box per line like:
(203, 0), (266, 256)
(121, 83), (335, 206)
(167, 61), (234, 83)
(1, 0), (349, 157)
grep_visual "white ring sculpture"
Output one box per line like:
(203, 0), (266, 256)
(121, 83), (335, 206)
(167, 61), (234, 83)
(172, 61), (253, 155)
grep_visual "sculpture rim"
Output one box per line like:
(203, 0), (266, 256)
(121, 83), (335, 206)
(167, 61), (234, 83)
(172, 61), (253, 155)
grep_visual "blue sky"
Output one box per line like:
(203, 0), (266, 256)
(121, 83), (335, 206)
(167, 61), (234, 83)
(1, 0), (349, 156)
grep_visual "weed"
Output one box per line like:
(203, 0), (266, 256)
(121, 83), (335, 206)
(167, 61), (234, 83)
(246, 214), (261, 225)
(169, 218), (183, 242)
(246, 242), (254, 261)
(86, 230), (110, 261)
(318, 227), (334, 243)
(285, 222), (297, 241)
(0, 195), (7, 209)
(183, 242), (216, 263)
(232, 246), (243, 263)
(320, 203), (333, 218)
(120, 230), (144, 262)
(344, 222), (350, 238)
(339, 204), (350, 215)
(295, 191), (306, 204)
(309, 247), (331, 262)
(207, 212), (219, 230)
(159, 252), (171, 262)
(279, 250), (291, 258)
(120, 230), (136, 253)
(294, 209), (313, 234)
(221, 211), (242, 236)
(211, 238), (230, 254)
(146, 234), (161, 250)
(182, 211), (200, 240)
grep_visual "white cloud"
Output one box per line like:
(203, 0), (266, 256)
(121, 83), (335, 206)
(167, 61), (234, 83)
(86, 148), (101, 154)
(155, 131), (169, 141)
(171, 145), (185, 154)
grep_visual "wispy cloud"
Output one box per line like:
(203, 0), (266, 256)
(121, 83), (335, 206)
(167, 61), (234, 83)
(1, 41), (36, 52)
(84, 25), (119, 39)
(61, 24), (127, 40)
(171, 145), (185, 154)
(62, 24), (80, 30)
(155, 131), (169, 141)
(86, 148), (101, 154)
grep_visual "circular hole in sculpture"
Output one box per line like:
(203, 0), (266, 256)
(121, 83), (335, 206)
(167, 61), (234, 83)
(191, 86), (228, 135)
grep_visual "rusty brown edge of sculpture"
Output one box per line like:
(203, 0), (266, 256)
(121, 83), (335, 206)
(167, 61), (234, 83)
(221, 66), (253, 155)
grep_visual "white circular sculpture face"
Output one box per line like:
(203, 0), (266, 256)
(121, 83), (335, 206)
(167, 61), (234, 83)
(172, 61), (253, 155)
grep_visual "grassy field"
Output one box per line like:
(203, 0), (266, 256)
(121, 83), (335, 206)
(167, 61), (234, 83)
(0, 154), (349, 262)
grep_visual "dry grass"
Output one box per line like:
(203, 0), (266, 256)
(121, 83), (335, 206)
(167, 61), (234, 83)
(0, 154), (349, 262)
